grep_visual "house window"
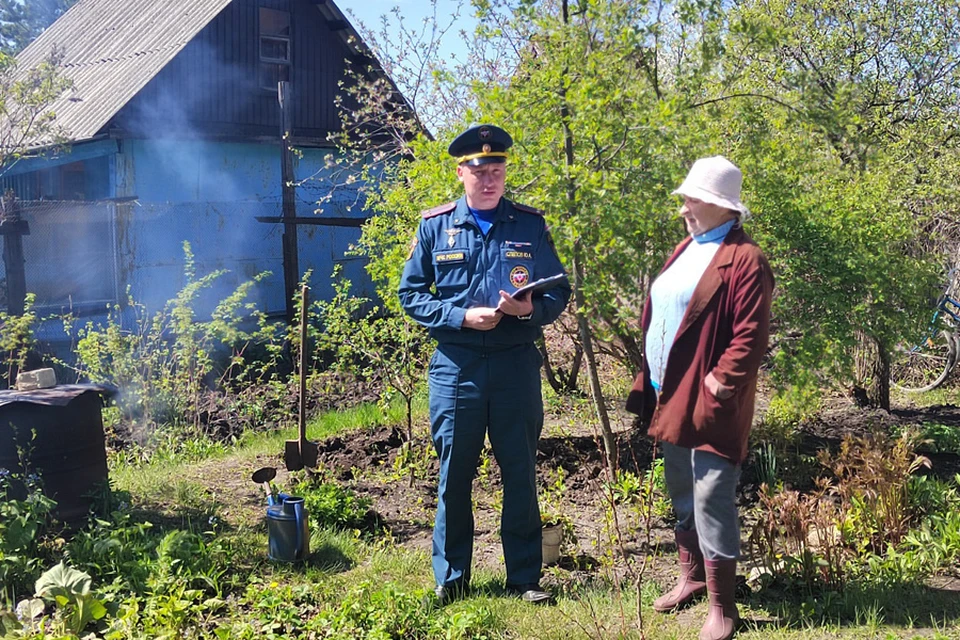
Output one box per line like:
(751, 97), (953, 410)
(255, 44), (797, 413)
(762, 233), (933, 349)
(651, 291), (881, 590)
(260, 8), (291, 91)
(39, 168), (58, 199)
(11, 201), (119, 312)
(29, 162), (86, 200)
(61, 162), (86, 200)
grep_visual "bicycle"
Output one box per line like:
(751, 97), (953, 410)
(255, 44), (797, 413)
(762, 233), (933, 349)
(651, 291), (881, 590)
(889, 278), (960, 393)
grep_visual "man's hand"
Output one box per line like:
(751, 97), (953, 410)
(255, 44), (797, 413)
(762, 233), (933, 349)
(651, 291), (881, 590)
(704, 371), (735, 400)
(463, 307), (503, 331)
(497, 290), (534, 317)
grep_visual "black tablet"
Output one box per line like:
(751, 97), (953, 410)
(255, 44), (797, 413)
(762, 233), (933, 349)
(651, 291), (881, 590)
(511, 273), (568, 298)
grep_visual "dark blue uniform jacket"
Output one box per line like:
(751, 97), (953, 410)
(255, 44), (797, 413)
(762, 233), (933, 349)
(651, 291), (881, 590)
(399, 196), (571, 348)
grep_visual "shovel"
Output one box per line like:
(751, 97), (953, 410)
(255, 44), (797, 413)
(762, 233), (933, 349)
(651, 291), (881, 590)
(251, 466), (277, 503)
(285, 284), (319, 471)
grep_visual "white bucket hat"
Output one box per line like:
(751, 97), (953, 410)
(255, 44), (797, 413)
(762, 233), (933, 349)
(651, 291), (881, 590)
(672, 156), (750, 219)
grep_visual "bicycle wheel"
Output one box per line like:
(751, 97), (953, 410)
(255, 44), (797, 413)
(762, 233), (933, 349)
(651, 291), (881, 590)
(890, 330), (957, 393)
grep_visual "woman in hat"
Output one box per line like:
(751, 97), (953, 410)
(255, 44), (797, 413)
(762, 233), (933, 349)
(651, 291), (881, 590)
(626, 156), (774, 640)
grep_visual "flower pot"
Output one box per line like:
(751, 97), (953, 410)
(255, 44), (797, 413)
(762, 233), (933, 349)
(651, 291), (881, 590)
(541, 523), (563, 566)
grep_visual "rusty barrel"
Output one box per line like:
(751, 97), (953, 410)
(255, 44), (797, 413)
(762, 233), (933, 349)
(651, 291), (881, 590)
(0, 384), (114, 522)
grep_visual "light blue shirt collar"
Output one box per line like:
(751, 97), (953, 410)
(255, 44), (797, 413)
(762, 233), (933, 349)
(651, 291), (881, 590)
(693, 219), (736, 244)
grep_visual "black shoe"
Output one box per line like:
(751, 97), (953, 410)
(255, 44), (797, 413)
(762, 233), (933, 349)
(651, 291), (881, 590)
(506, 583), (553, 604)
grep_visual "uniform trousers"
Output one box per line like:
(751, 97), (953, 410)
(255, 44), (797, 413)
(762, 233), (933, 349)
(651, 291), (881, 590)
(429, 341), (543, 588)
(661, 441), (741, 560)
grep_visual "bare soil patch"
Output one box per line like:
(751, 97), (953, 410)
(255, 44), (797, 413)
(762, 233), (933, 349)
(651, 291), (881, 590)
(188, 389), (960, 596)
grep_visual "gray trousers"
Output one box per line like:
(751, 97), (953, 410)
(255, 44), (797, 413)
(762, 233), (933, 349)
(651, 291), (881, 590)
(662, 441), (741, 560)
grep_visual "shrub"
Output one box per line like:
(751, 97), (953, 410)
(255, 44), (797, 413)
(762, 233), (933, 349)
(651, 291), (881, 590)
(0, 469), (56, 604)
(907, 473), (960, 519)
(0, 294), (38, 388)
(70, 242), (277, 436)
(900, 509), (960, 573)
(824, 431), (929, 552)
(893, 422), (960, 455)
(64, 510), (157, 592)
(755, 384), (818, 451)
(295, 478), (374, 532)
(750, 478), (850, 591)
(751, 430), (939, 592)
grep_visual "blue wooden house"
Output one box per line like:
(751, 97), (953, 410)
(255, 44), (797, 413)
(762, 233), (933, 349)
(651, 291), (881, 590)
(1, 0), (406, 324)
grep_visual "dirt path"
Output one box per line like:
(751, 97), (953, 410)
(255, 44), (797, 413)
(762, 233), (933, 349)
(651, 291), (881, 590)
(181, 416), (680, 589)
(180, 394), (960, 594)
(188, 449), (292, 531)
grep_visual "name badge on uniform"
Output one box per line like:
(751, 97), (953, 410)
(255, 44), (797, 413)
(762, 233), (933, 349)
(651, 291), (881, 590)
(435, 251), (467, 264)
(504, 240), (532, 260)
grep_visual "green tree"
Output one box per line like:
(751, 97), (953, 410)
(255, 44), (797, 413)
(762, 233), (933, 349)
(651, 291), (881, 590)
(0, 0), (76, 56)
(0, 47), (72, 166)
(334, 0), (717, 470)
(718, 0), (960, 410)
(325, 0), (955, 447)
(477, 0), (726, 468)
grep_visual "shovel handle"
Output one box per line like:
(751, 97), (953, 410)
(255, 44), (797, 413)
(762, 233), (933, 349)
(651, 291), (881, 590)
(299, 284), (309, 447)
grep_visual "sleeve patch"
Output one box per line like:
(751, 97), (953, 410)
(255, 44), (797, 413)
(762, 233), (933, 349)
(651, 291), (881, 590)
(406, 236), (419, 261)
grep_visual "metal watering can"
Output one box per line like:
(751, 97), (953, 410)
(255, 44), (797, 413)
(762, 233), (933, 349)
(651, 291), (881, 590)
(252, 467), (310, 563)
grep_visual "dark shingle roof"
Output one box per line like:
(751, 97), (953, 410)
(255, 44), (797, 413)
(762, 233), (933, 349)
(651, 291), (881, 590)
(14, 0), (235, 144)
(12, 0), (419, 148)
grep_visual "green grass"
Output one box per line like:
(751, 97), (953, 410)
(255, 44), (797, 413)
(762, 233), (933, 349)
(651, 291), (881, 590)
(11, 396), (960, 639)
(215, 531), (960, 639)
(891, 383), (960, 408)
(110, 395), (429, 499)
(235, 394), (429, 453)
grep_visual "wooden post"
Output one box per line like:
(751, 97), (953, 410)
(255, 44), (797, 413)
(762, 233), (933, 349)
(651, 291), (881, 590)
(279, 81), (300, 324)
(0, 190), (28, 315)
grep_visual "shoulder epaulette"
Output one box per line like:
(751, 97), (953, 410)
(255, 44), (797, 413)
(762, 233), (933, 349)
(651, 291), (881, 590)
(513, 202), (545, 216)
(421, 201), (457, 219)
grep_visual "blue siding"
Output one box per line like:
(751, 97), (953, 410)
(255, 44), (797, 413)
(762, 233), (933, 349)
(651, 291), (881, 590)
(0, 139), (120, 178)
(9, 0), (406, 351)
(119, 139), (373, 316)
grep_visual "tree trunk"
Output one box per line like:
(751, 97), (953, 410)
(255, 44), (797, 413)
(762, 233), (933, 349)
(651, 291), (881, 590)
(559, 0), (617, 471)
(853, 331), (889, 411)
(572, 249), (617, 470)
(539, 335), (583, 394)
(539, 338), (563, 393)
(564, 342), (583, 391)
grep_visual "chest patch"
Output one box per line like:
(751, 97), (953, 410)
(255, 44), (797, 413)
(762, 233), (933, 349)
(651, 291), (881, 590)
(435, 251), (467, 264)
(505, 250), (533, 260)
(509, 265), (530, 288)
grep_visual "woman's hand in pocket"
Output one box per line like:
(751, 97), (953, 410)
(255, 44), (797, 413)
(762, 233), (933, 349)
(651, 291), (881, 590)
(704, 371), (735, 400)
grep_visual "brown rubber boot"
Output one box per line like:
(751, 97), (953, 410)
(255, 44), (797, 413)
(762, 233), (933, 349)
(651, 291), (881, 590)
(653, 529), (706, 612)
(700, 559), (739, 640)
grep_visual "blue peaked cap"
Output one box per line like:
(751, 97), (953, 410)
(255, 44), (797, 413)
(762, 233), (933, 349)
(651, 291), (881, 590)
(448, 123), (513, 166)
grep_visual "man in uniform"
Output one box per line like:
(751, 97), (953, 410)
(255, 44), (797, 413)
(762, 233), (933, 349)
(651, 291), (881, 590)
(398, 123), (571, 604)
